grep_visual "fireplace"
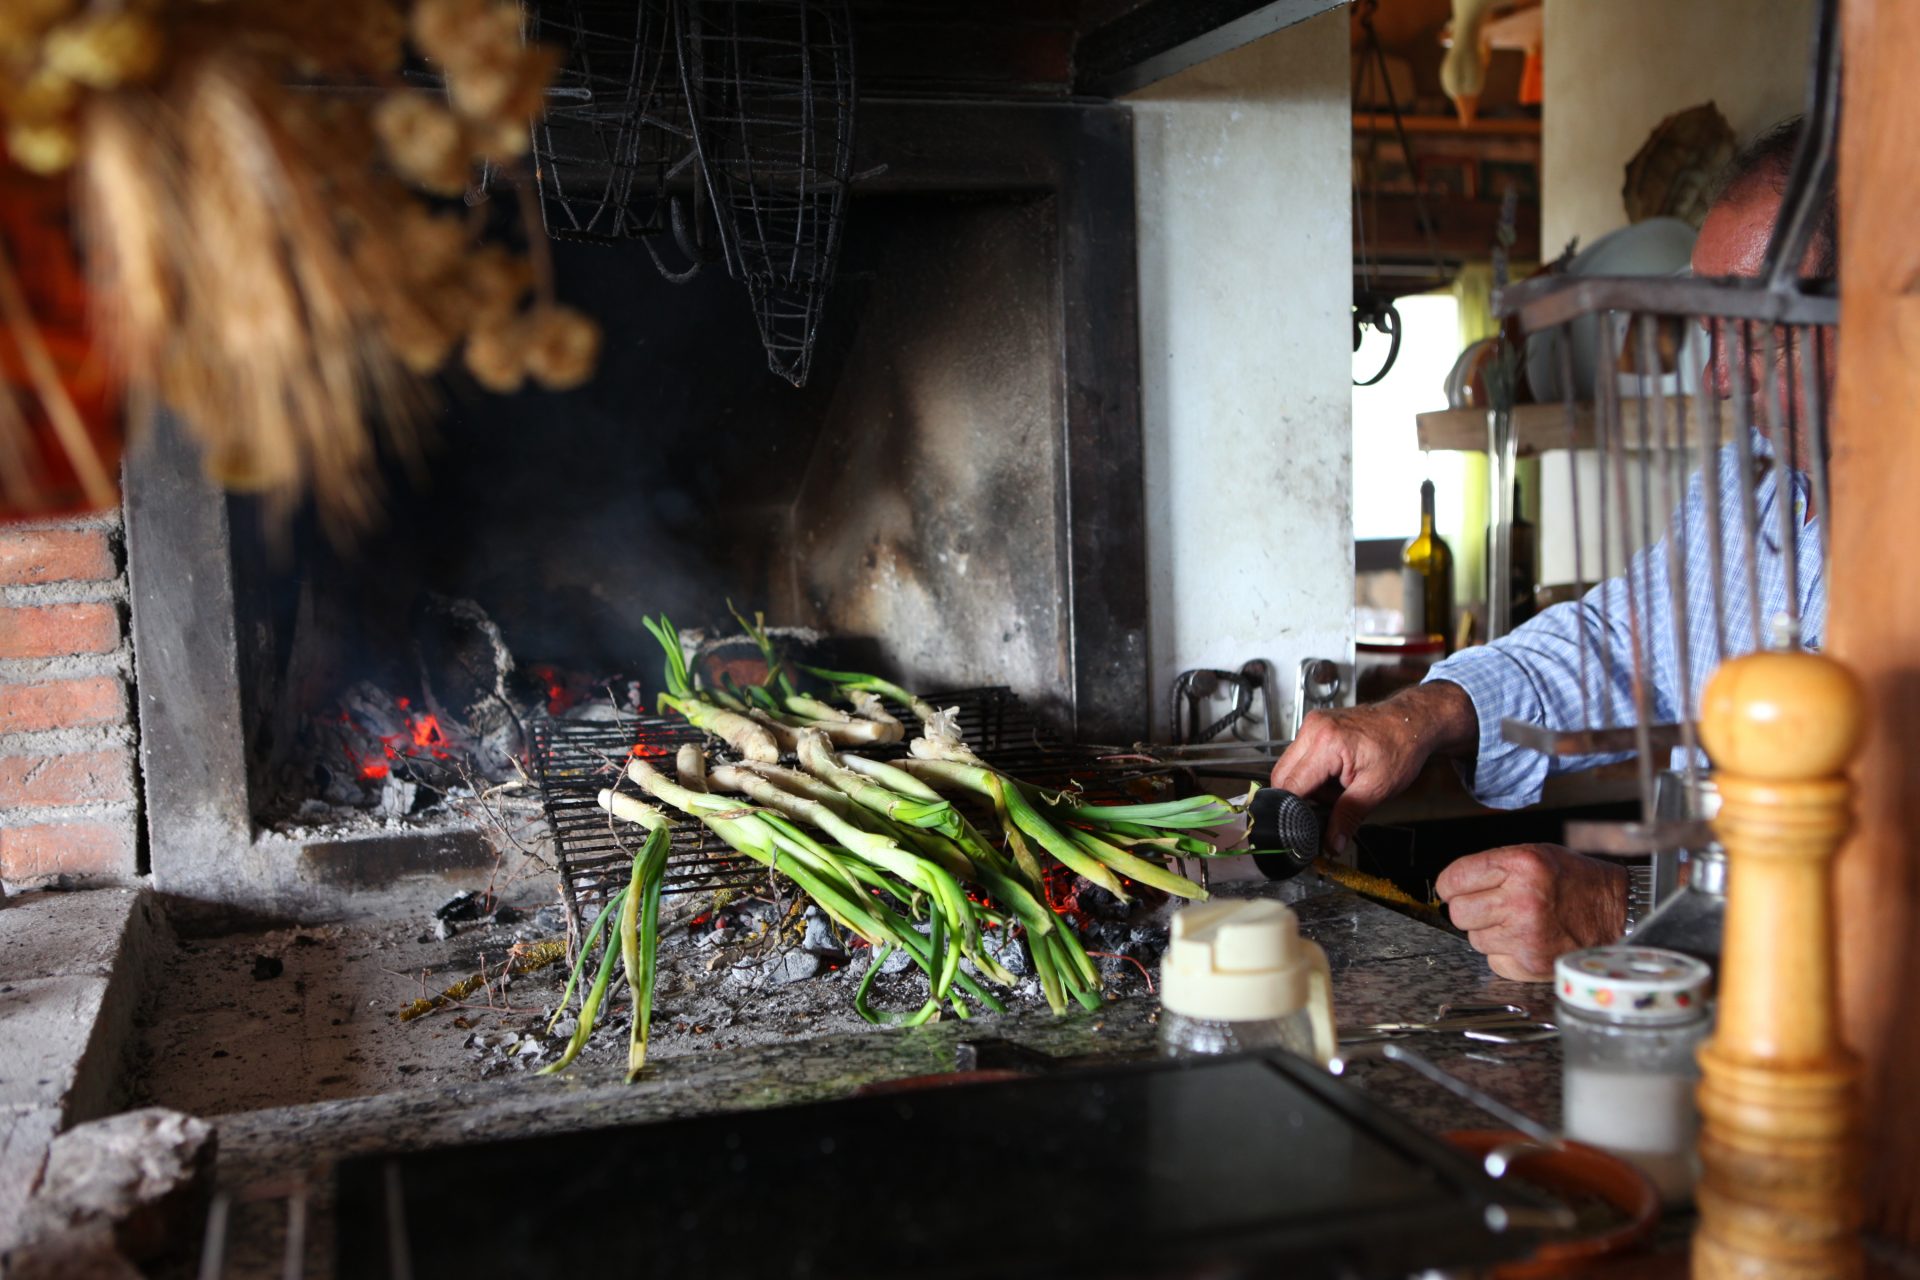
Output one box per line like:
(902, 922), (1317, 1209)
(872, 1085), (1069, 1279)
(124, 99), (1148, 919)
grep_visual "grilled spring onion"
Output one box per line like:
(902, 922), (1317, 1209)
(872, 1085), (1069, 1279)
(621, 823), (672, 1079)
(802, 740), (1104, 1014)
(708, 763), (1013, 988)
(616, 759), (1008, 1019)
(900, 758), (1137, 902)
(676, 743), (709, 792)
(538, 802), (674, 1080)
(540, 885), (627, 1077)
(643, 614), (780, 763)
(799, 663), (941, 726)
(901, 758), (1214, 905)
(848, 690), (904, 736)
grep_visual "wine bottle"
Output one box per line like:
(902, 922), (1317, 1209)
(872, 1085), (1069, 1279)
(1509, 476), (1537, 627)
(1402, 479), (1455, 651)
(1484, 477), (1539, 628)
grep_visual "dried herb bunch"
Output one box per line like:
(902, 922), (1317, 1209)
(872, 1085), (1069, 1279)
(0, 0), (602, 530)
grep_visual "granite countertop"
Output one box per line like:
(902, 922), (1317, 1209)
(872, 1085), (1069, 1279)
(199, 875), (1565, 1276)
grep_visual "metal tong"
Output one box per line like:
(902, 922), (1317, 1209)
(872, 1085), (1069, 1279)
(1342, 1002), (1559, 1046)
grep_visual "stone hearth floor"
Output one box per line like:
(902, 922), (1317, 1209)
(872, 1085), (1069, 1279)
(131, 868), (1149, 1118)
(0, 887), (164, 1230)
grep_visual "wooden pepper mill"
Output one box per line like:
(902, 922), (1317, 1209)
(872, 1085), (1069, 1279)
(1694, 649), (1865, 1279)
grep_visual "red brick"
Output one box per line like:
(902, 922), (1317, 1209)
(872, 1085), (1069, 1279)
(0, 819), (137, 883)
(0, 677), (125, 735)
(0, 747), (134, 808)
(0, 529), (115, 586)
(0, 603), (119, 660)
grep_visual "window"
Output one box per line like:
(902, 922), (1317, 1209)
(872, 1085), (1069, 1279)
(1352, 292), (1469, 541)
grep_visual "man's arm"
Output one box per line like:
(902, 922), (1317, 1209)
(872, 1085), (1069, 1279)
(1421, 544), (1681, 810)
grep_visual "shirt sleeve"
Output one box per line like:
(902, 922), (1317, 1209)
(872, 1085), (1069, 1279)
(1422, 534), (1681, 810)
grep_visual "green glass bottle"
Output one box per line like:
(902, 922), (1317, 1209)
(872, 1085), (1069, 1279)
(1485, 477), (1539, 629)
(1402, 479), (1455, 651)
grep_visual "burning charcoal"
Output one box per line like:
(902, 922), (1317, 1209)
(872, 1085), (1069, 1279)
(412, 594), (520, 778)
(1076, 883), (1132, 923)
(987, 929), (1032, 978)
(800, 906), (844, 957)
(563, 701), (632, 723)
(774, 951), (823, 984)
(377, 773), (420, 818)
(733, 898), (778, 929)
(436, 891), (483, 922)
(1127, 923), (1171, 959)
(250, 956), (283, 981)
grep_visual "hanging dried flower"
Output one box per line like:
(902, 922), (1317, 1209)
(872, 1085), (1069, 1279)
(0, 0), (601, 530)
(464, 313), (529, 394)
(372, 93), (469, 197)
(524, 306), (600, 391)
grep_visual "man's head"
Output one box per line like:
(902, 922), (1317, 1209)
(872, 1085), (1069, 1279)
(1690, 116), (1836, 442)
(1691, 115), (1836, 281)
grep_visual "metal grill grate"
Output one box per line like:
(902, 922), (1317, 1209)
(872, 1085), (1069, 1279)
(534, 687), (1166, 930)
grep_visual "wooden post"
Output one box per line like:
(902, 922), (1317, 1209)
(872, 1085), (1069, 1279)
(1694, 650), (1864, 1279)
(1830, 0), (1920, 1248)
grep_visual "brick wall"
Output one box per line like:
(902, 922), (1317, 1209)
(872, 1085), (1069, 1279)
(0, 513), (140, 889)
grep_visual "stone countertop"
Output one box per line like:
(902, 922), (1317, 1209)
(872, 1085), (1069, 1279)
(198, 876), (1565, 1276)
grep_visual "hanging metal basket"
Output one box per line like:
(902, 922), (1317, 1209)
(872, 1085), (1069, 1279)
(673, 0), (856, 387)
(528, 0), (687, 243)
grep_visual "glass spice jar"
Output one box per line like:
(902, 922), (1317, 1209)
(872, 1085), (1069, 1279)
(1157, 898), (1336, 1065)
(1556, 946), (1714, 1206)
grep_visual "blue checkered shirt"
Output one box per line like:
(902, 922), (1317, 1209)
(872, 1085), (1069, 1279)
(1424, 436), (1825, 809)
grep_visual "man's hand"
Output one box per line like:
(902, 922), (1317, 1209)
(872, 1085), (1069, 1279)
(1269, 681), (1478, 856)
(1435, 845), (1629, 982)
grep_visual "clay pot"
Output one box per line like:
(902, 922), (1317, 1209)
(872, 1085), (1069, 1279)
(1443, 1129), (1661, 1278)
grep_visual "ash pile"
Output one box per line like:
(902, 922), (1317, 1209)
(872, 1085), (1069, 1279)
(449, 880), (1170, 1077)
(270, 595), (642, 832)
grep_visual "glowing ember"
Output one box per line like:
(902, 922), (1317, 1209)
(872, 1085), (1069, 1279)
(334, 699), (460, 788)
(410, 713), (447, 753)
(529, 663), (585, 715)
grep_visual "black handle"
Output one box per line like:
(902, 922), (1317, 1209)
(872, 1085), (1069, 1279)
(1248, 787), (1323, 882)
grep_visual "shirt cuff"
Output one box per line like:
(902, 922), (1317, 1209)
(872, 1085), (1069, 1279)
(1422, 652), (1552, 810)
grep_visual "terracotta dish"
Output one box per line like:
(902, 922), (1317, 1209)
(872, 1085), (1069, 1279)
(1443, 1130), (1661, 1278)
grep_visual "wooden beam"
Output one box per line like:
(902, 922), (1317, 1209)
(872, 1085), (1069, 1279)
(1359, 193), (1541, 262)
(1353, 112), (1542, 137)
(1073, 0), (1344, 98)
(1830, 0), (1920, 1248)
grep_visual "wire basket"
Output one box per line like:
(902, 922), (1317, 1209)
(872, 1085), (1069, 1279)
(1487, 1), (1839, 861)
(528, 0), (687, 242)
(674, 0), (856, 386)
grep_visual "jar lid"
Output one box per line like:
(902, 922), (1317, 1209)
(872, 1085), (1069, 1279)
(1555, 946), (1711, 1022)
(1161, 898), (1314, 1022)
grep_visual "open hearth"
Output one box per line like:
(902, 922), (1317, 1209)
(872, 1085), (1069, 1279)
(122, 99), (1148, 918)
